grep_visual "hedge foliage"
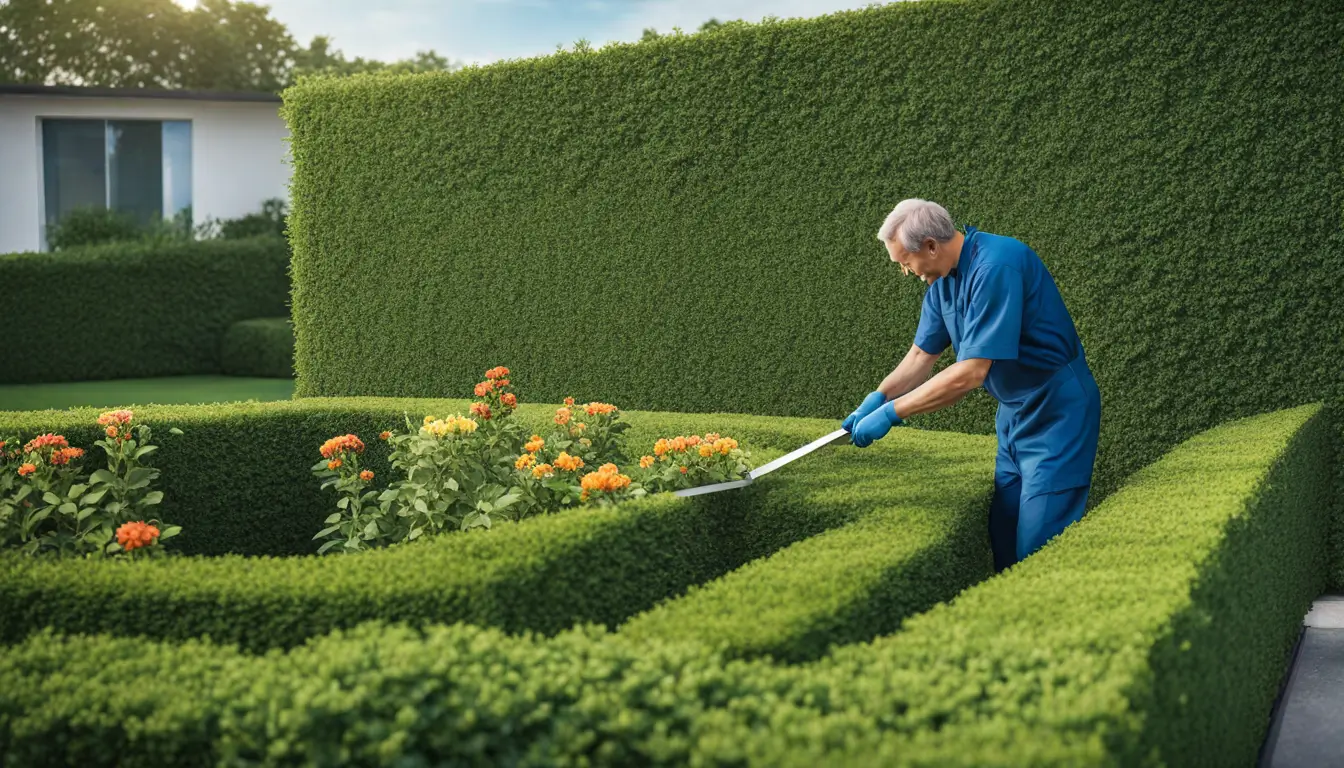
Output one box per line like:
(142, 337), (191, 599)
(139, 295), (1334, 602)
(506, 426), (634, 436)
(220, 317), (295, 378)
(281, 0), (1344, 581)
(619, 433), (994, 661)
(0, 405), (1324, 766)
(0, 237), (291, 384)
(0, 403), (994, 651)
(0, 399), (893, 557)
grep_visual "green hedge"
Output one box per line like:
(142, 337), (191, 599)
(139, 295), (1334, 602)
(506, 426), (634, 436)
(281, 0), (1344, 578)
(0, 237), (291, 384)
(0, 399), (885, 557)
(0, 404), (994, 652)
(220, 317), (295, 378)
(0, 406), (1323, 765)
(620, 430), (994, 661)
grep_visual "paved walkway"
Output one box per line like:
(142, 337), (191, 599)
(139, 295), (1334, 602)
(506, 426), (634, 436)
(1260, 596), (1344, 767)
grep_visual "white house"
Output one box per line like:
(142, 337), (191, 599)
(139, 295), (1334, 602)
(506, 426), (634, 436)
(0, 84), (290, 253)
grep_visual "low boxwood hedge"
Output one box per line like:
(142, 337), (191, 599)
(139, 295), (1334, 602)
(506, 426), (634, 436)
(0, 405), (995, 653)
(0, 237), (290, 385)
(620, 429), (994, 662)
(0, 405), (1322, 766)
(220, 317), (295, 378)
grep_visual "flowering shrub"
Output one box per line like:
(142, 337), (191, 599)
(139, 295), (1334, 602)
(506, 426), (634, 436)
(312, 367), (751, 553)
(0, 410), (184, 558)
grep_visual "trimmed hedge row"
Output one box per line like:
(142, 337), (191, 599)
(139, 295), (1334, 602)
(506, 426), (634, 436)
(281, 0), (1344, 537)
(0, 237), (291, 384)
(0, 407), (995, 652)
(220, 317), (295, 378)
(619, 432), (994, 661)
(0, 398), (844, 556)
(0, 405), (1325, 765)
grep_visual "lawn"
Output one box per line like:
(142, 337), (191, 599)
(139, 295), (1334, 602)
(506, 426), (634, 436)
(0, 376), (294, 412)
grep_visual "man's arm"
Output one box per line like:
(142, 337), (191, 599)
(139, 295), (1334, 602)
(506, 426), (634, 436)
(890, 357), (991, 419)
(876, 344), (942, 400)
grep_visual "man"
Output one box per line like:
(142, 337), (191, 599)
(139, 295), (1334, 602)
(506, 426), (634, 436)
(843, 199), (1101, 572)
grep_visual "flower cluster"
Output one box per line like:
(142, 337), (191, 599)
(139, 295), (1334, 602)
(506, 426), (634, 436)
(579, 463), (632, 502)
(554, 452), (585, 472)
(470, 366), (517, 421)
(639, 431), (750, 491)
(116, 521), (160, 552)
(320, 434), (365, 459)
(421, 415), (479, 439)
(1, 411), (183, 559)
(97, 409), (135, 440)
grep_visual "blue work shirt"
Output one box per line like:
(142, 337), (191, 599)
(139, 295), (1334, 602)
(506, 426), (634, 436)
(913, 226), (1083, 405)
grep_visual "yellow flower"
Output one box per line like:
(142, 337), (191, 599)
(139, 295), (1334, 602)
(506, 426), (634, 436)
(698, 444), (714, 458)
(639, 455), (654, 469)
(533, 463), (554, 479)
(515, 454), (536, 470)
(424, 415), (437, 425)
(554, 452), (584, 472)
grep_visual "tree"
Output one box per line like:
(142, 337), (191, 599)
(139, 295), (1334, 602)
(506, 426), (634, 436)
(0, 0), (459, 91)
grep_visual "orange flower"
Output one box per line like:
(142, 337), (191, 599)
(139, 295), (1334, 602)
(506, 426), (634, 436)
(327, 459), (342, 470)
(653, 438), (670, 457)
(116, 520), (160, 552)
(319, 434), (365, 459)
(580, 463), (631, 494)
(714, 437), (739, 455)
(554, 407), (571, 426)
(470, 402), (493, 420)
(50, 447), (84, 466)
(515, 453), (536, 470)
(639, 455), (655, 469)
(685, 435), (701, 447)
(96, 409), (133, 427)
(704, 433), (720, 443)
(532, 463), (555, 479)
(563, 397), (575, 407)
(525, 435), (544, 453)
(17, 463), (36, 477)
(496, 379), (510, 388)
(359, 469), (374, 481)
(554, 452), (584, 472)
(105, 425), (118, 438)
(680, 466), (689, 474)
(501, 393), (517, 408)
(698, 444), (714, 458)
(23, 433), (68, 454)
(474, 381), (493, 397)
(669, 436), (688, 453)
(584, 402), (617, 417)
(380, 431), (392, 441)
(485, 366), (510, 380)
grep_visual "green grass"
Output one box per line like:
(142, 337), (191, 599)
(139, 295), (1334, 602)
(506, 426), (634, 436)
(0, 376), (294, 412)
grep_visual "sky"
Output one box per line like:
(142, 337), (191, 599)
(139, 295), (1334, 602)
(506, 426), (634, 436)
(212, 0), (897, 67)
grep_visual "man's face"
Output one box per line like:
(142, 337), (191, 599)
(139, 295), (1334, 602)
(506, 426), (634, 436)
(885, 238), (943, 286)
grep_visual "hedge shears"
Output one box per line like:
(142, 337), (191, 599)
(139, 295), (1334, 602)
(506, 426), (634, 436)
(672, 428), (850, 498)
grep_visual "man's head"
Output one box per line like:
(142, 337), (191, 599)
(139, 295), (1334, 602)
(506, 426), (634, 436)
(876, 199), (962, 285)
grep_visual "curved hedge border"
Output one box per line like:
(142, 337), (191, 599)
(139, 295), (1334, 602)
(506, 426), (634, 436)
(0, 406), (1322, 765)
(619, 434), (994, 661)
(0, 237), (290, 385)
(0, 410), (995, 653)
(220, 317), (294, 378)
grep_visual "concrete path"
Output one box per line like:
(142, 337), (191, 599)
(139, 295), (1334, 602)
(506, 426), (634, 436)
(1259, 596), (1344, 767)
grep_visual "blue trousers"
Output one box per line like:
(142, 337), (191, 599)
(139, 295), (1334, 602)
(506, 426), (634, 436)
(989, 481), (1090, 572)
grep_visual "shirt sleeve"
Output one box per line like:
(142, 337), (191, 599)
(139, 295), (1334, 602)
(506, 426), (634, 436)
(959, 265), (1023, 361)
(913, 287), (950, 355)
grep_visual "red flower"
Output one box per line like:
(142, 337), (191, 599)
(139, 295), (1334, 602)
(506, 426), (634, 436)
(501, 393), (517, 408)
(116, 521), (160, 551)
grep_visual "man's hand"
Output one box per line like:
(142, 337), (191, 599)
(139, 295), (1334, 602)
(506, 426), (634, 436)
(842, 391), (887, 432)
(851, 402), (905, 448)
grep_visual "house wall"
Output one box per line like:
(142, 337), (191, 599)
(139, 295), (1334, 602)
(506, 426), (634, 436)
(0, 94), (289, 253)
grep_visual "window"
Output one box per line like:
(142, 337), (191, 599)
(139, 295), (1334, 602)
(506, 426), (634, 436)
(40, 119), (192, 245)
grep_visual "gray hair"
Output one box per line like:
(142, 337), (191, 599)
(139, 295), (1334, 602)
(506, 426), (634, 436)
(876, 199), (956, 251)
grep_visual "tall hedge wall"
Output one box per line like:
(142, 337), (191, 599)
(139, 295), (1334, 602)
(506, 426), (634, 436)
(0, 237), (290, 384)
(282, 0), (1344, 535)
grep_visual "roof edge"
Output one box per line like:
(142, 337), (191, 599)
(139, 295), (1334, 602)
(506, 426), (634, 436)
(0, 83), (282, 103)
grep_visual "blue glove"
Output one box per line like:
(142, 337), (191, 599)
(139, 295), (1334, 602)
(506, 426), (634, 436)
(851, 402), (905, 448)
(842, 391), (887, 432)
